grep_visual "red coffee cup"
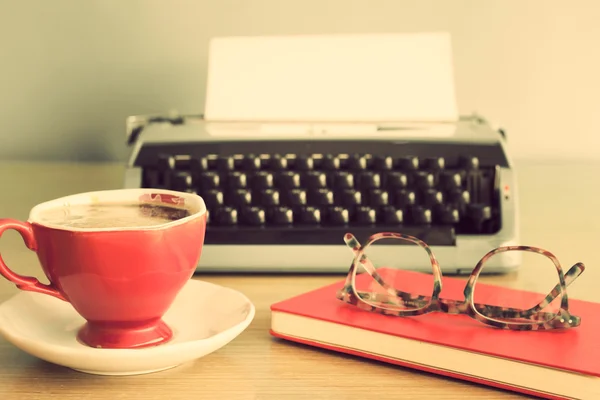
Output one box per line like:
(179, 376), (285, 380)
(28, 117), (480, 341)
(0, 189), (207, 349)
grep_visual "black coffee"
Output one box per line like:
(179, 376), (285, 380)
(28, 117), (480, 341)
(37, 202), (192, 228)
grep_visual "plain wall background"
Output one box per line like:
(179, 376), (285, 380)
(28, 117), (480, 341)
(0, 0), (598, 162)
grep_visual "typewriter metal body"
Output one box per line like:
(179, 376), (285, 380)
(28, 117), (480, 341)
(122, 33), (521, 274)
(123, 115), (520, 274)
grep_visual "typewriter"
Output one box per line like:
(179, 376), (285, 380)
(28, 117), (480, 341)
(123, 33), (520, 274)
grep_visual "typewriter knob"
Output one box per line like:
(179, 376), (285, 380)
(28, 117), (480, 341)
(412, 171), (435, 189)
(354, 206), (377, 225)
(459, 155), (480, 170)
(381, 206), (403, 225)
(295, 155), (314, 170)
(439, 171), (462, 191)
(321, 155), (341, 170)
(296, 207), (321, 224)
(333, 172), (354, 189)
(243, 154), (262, 170)
(267, 207), (294, 225)
(227, 172), (247, 189)
(257, 189), (280, 206)
(373, 156), (393, 171)
(465, 203), (492, 232)
(422, 157), (445, 170)
(419, 189), (444, 207)
(383, 171), (408, 189)
(213, 207), (238, 226)
(407, 205), (432, 225)
(447, 189), (470, 214)
(337, 190), (361, 207)
(434, 205), (460, 225)
(397, 156), (419, 171)
(203, 189), (225, 208)
(240, 207), (266, 226)
(466, 203), (491, 221)
(328, 207), (349, 225)
(366, 189), (389, 207)
(393, 189), (416, 208)
(346, 155), (368, 170)
(270, 154), (288, 170)
(190, 156), (208, 172)
(170, 171), (193, 191)
(216, 156), (235, 171)
(157, 154), (175, 171)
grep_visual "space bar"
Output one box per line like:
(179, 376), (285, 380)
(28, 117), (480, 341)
(203, 225), (456, 246)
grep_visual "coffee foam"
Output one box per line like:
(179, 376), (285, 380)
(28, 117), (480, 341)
(29, 189), (206, 231)
(36, 202), (192, 229)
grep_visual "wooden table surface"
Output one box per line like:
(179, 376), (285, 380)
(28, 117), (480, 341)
(0, 159), (598, 400)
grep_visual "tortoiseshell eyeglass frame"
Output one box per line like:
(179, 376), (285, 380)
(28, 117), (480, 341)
(335, 232), (586, 331)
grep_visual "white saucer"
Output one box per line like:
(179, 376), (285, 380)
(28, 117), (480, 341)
(0, 279), (255, 376)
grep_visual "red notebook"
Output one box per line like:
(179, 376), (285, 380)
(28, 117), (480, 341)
(270, 269), (600, 400)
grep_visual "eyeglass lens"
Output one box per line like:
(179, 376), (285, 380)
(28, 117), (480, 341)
(473, 250), (562, 324)
(352, 236), (434, 311)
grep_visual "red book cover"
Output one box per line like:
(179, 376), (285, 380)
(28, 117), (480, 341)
(270, 269), (600, 400)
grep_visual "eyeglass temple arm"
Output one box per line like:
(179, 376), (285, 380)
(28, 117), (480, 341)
(522, 262), (585, 315)
(343, 234), (380, 280)
(564, 262), (585, 286)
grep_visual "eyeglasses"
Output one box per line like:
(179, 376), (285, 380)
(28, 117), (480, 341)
(335, 232), (585, 330)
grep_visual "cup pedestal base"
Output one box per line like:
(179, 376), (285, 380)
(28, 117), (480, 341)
(77, 319), (173, 349)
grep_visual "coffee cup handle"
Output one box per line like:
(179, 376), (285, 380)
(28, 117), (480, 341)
(0, 219), (66, 301)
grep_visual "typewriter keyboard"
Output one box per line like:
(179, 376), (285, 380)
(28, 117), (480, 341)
(136, 141), (504, 246)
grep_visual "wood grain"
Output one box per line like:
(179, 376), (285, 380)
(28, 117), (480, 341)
(1, 160), (598, 400)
